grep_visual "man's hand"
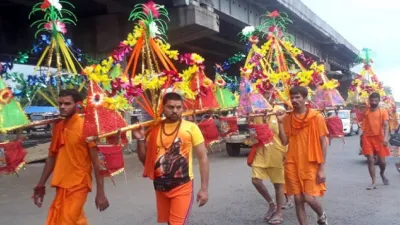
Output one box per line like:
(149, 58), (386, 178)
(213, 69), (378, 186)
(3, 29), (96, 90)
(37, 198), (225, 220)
(275, 110), (286, 123)
(95, 193), (109, 212)
(196, 189), (208, 207)
(132, 126), (145, 140)
(316, 167), (326, 184)
(32, 185), (45, 208)
(383, 139), (389, 147)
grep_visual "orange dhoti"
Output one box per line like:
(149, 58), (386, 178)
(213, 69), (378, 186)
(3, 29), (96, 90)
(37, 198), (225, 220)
(45, 184), (89, 225)
(362, 135), (390, 157)
(283, 110), (328, 197)
(285, 162), (326, 197)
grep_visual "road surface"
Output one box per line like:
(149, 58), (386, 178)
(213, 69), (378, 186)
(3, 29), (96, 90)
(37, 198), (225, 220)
(1, 135), (400, 225)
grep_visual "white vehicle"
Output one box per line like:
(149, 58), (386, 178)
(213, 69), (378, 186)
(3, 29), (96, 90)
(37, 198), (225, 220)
(328, 110), (359, 136)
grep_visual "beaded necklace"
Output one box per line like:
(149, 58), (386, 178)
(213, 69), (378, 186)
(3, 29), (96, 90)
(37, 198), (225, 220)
(160, 119), (182, 151)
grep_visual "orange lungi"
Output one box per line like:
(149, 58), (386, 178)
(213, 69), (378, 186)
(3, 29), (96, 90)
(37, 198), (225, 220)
(362, 135), (390, 157)
(45, 184), (89, 225)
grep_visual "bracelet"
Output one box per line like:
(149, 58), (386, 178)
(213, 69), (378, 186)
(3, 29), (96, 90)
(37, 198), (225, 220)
(137, 137), (145, 141)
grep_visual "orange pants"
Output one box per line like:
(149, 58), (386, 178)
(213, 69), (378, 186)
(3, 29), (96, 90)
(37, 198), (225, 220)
(155, 180), (193, 225)
(362, 135), (390, 157)
(284, 163), (326, 197)
(45, 185), (89, 225)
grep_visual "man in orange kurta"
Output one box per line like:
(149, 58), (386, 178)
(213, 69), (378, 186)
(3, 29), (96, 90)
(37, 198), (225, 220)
(32, 89), (109, 224)
(361, 92), (390, 189)
(276, 86), (328, 225)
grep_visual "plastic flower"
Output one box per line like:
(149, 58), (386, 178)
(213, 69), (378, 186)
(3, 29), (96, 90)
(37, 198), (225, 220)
(191, 53), (204, 65)
(90, 93), (104, 106)
(0, 88), (13, 105)
(143, 1), (160, 18)
(242, 26), (255, 37)
(268, 10), (280, 18)
(321, 80), (339, 90)
(203, 78), (213, 88)
(296, 70), (313, 86)
(44, 20), (67, 34)
(148, 21), (161, 38)
(48, 0), (62, 10)
(41, 0), (51, 10)
(268, 72), (280, 85)
(249, 35), (259, 44)
(215, 78), (226, 87)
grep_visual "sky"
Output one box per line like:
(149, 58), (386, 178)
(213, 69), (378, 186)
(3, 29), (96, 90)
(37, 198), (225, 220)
(301, 0), (400, 100)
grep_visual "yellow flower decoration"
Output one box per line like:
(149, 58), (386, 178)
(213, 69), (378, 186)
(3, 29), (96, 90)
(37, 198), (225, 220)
(310, 62), (325, 73)
(156, 39), (179, 60)
(321, 80), (339, 90)
(203, 78), (213, 87)
(123, 26), (143, 47)
(260, 39), (272, 56)
(280, 72), (291, 82)
(191, 53), (204, 64)
(180, 66), (198, 82)
(84, 66), (110, 87)
(268, 72), (281, 85)
(296, 70), (313, 86)
(282, 41), (302, 56)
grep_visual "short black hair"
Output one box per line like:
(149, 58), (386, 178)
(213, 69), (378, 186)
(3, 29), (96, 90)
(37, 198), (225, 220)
(289, 86), (308, 98)
(162, 92), (183, 105)
(59, 89), (83, 103)
(369, 92), (380, 100)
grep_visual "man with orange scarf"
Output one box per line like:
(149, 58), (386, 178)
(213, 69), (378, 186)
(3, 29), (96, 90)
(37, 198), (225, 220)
(276, 86), (329, 225)
(32, 89), (109, 224)
(132, 92), (209, 225)
(361, 92), (390, 189)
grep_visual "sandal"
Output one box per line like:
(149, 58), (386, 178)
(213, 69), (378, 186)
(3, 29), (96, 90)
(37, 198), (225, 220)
(317, 212), (328, 225)
(396, 163), (400, 173)
(268, 218), (284, 224)
(264, 201), (276, 221)
(366, 185), (377, 190)
(282, 201), (294, 209)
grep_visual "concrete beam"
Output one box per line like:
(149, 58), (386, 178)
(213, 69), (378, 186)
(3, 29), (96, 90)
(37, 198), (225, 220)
(208, 36), (243, 50)
(180, 43), (230, 58)
(168, 4), (219, 45)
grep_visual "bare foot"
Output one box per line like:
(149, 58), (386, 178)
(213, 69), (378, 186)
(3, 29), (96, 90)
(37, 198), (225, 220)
(380, 173), (389, 185)
(264, 202), (277, 221)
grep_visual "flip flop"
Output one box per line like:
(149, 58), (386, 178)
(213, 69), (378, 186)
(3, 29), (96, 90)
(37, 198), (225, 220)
(366, 185), (377, 190)
(396, 165), (400, 173)
(282, 201), (294, 209)
(268, 218), (284, 224)
(264, 210), (276, 221)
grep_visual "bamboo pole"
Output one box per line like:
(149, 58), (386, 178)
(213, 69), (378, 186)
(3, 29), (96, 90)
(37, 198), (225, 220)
(87, 109), (211, 141)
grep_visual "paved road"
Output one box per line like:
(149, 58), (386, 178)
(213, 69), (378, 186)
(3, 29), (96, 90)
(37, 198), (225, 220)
(1, 135), (400, 225)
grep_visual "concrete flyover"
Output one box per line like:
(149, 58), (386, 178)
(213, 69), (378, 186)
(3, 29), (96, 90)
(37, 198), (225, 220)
(1, 0), (359, 98)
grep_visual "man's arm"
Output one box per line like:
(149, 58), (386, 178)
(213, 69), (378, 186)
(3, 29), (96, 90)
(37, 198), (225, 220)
(136, 140), (146, 165)
(194, 142), (209, 207)
(319, 136), (328, 166)
(37, 156), (56, 186)
(277, 121), (289, 146)
(33, 155), (56, 207)
(383, 120), (390, 146)
(89, 146), (109, 211)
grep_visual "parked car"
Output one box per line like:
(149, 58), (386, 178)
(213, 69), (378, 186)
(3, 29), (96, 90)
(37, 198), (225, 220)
(26, 113), (58, 133)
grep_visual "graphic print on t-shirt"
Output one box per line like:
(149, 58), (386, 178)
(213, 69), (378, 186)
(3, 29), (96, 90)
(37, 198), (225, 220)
(154, 137), (189, 180)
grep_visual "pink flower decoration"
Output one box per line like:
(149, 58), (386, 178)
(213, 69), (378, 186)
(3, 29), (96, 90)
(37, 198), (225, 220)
(41, 0), (51, 10)
(44, 20), (67, 34)
(143, 1), (160, 18)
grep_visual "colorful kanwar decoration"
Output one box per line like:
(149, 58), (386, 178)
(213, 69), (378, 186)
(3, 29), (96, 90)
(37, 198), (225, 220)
(0, 78), (30, 133)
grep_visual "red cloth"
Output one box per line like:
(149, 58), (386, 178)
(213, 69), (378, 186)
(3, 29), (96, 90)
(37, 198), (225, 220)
(83, 81), (127, 138)
(325, 116), (344, 138)
(219, 117), (239, 137)
(0, 140), (26, 175)
(97, 145), (124, 177)
(248, 124), (274, 145)
(198, 119), (220, 146)
(246, 124), (274, 167)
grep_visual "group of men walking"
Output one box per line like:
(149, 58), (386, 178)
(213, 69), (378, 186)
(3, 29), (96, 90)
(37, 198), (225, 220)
(31, 86), (391, 225)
